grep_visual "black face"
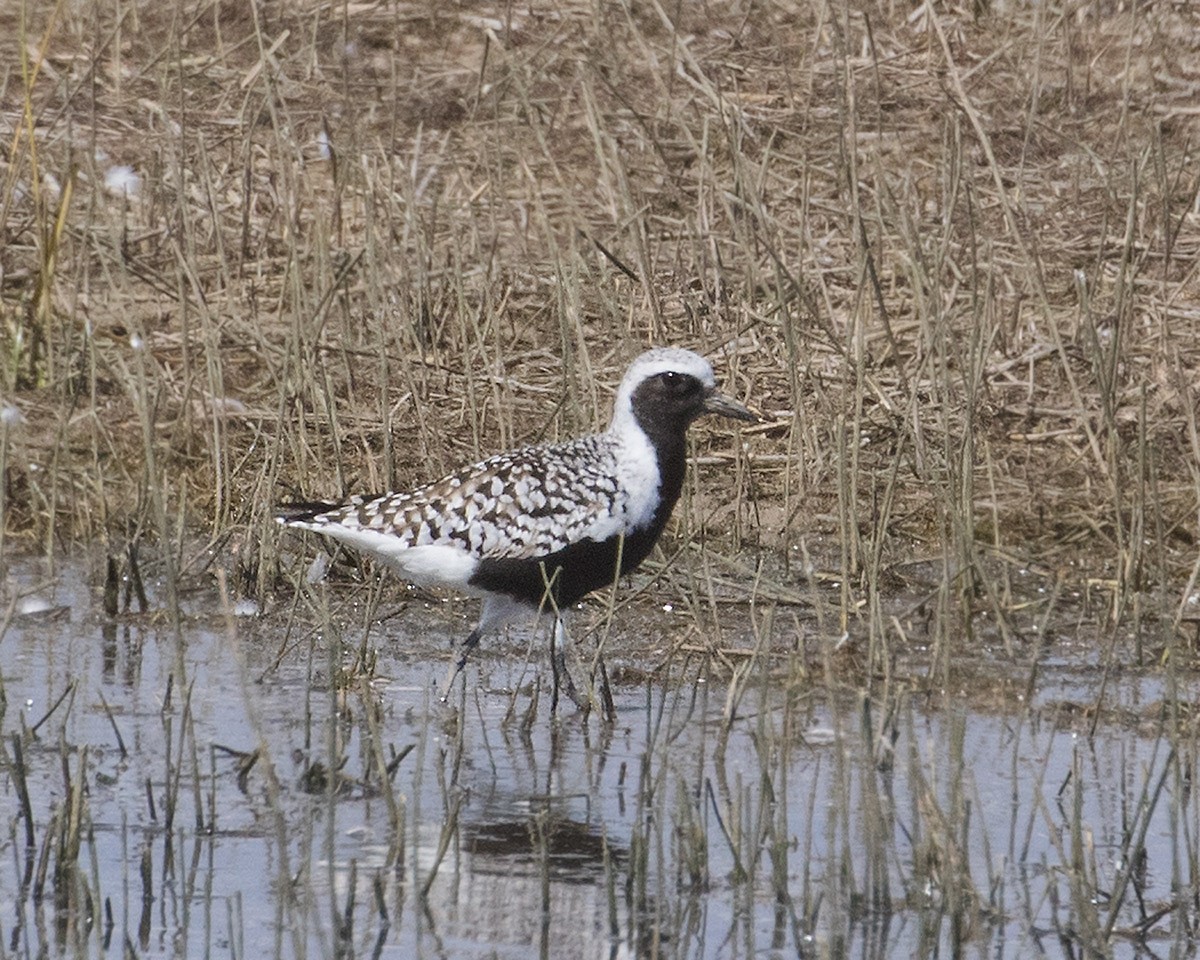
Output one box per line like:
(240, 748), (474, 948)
(629, 370), (710, 439)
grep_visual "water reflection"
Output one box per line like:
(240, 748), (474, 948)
(2, 557), (1199, 958)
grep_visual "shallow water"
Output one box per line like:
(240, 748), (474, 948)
(2, 556), (1198, 959)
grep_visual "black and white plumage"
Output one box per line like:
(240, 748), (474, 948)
(277, 347), (757, 704)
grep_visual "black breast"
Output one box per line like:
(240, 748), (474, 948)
(469, 430), (690, 610)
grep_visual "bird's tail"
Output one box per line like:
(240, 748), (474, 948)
(274, 501), (340, 524)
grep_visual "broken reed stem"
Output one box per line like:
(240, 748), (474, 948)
(9, 733), (37, 853)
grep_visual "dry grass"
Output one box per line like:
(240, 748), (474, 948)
(2, 0), (1200, 661)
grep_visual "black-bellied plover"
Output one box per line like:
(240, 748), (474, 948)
(277, 347), (757, 709)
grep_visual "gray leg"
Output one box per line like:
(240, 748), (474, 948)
(596, 656), (615, 725)
(549, 617), (581, 714)
(440, 626), (483, 702)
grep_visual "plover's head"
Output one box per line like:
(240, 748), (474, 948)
(609, 347), (757, 440)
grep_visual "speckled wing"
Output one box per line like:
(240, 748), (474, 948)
(302, 435), (626, 562)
